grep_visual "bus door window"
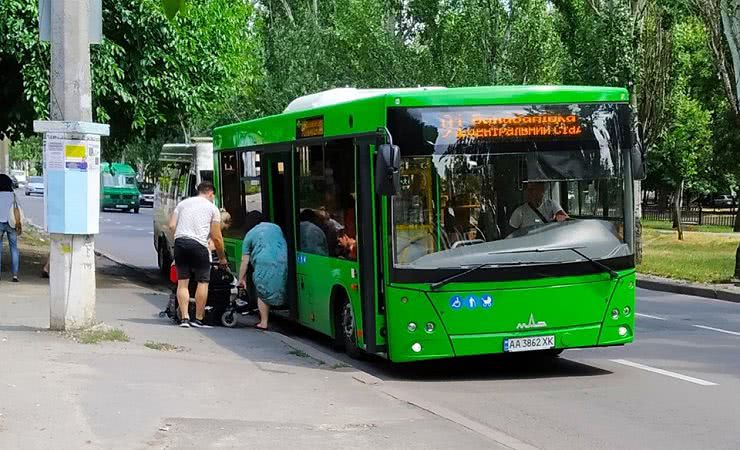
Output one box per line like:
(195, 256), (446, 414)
(297, 139), (357, 260)
(219, 150), (259, 239)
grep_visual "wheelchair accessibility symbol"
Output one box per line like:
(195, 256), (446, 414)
(449, 296), (463, 310)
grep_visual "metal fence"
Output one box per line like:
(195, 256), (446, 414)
(642, 206), (737, 228)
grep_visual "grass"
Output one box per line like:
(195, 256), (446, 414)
(66, 325), (130, 344)
(288, 349), (311, 358)
(641, 219), (734, 234)
(144, 341), (183, 352)
(638, 228), (740, 283)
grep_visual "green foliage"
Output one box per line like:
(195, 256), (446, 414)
(9, 135), (42, 163)
(655, 92), (713, 192)
(1, 0), (256, 164)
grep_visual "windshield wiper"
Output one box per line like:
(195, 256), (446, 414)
(489, 246), (619, 279)
(430, 263), (489, 290)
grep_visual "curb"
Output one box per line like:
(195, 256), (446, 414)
(272, 332), (383, 385)
(25, 217), (165, 287)
(637, 275), (740, 304)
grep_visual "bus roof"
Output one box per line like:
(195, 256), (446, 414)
(214, 85), (630, 151)
(101, 162), (136, 174)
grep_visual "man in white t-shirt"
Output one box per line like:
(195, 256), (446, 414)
(168, 181), (228, 328)
(509, 182), (569, 231)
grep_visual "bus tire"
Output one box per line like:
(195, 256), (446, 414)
(334, 292), (363, 359)
(157, 239), (172, 279)
(133, 206), (140, 214)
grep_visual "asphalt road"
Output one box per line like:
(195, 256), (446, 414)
(17, 190), (158, 271)
(16, 191), (740, 448)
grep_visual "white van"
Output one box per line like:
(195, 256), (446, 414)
(10, 169), (27, 187)
(153, 137), (214, 277)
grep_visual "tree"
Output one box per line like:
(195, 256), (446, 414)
(654, 93), (713, 239)
(553, 0), (651, 261)
(691, 0), (740, 231)
(0, 0), (257, 161)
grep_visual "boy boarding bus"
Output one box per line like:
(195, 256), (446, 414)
(213, 86), (644, 362)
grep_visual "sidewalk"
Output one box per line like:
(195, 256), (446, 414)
(0, 256), (496, 449)
(637, 273), (740, 303)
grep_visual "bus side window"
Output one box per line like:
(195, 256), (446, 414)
(297, 139), (356, 260)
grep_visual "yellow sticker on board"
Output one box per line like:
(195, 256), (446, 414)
(64, 144), (86, 159)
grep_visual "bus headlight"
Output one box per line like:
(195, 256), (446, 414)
(623, 306), (631, 316)
(407, 322), (417, 332)
(618, 326), (628, 337)
(411, 343), (422, 353)
(612, 309), (619, 320)
(424, 322), (435, 333)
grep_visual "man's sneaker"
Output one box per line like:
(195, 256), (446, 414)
(189, 319), (212, 329)
(179, 319), (191, 328)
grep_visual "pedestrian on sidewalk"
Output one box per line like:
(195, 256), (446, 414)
(169, 181), (228, 328)
(238, 211), (288, 331)
(0, 174), (21, 282)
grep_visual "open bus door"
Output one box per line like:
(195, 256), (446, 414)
(357, 137), (387, 353)
(260, 150), (298, 321)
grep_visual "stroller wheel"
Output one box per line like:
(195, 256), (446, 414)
(221, 310), (238, 328)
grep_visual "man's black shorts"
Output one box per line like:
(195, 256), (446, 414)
(174, 238), (210, 283)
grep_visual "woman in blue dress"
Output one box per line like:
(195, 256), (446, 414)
(237, 211), (287, 330)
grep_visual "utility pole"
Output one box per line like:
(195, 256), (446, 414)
(0, 136), (9, 174)
(34, 0), (108, 330)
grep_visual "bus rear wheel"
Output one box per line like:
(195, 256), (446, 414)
(335, 296), (363, 359)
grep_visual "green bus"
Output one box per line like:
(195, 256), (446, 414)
(213, 86), (643, 362)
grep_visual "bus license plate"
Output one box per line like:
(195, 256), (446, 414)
(504, 335), (555, 352)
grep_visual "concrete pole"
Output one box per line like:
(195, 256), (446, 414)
(0, 136), (10, 174)
(48, 0), (96, 330)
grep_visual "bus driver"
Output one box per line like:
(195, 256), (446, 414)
(509, 182), (569, 230)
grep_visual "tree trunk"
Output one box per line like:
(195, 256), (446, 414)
(720, 0), (740, 113)
(734, 206), (740, 232)
(674, 180), (684, 240)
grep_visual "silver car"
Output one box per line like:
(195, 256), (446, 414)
(25, 176), (45, 196)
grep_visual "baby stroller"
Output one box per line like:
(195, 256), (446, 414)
(160, 262), (257, 327)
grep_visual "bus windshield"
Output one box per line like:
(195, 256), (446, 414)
(103, 173), (137, 188)
(388, 103), (631, 270)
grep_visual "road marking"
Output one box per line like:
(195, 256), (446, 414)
(610, 359), (718, 386)
(636, 313), (667, 321)
(693, 325), (740, 336)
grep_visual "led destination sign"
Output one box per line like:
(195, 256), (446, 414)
(441, 113), (584, 140)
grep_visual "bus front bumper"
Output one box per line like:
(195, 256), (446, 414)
(390, 323), (633, 362)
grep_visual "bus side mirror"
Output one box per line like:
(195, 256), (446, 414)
(375, 144), (400, 196)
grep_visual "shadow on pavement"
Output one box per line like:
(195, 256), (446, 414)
(102, 261), (613, 381)
(269, 318), (613, 382)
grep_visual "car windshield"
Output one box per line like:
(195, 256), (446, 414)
(388, 103), (631, 270)
(103, 174), (137, 188)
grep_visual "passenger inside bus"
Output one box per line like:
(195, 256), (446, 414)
(299, 209), (329, 256)
(509, 182), (569, 231)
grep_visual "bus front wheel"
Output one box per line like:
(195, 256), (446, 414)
(334, 295), (363, 359)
